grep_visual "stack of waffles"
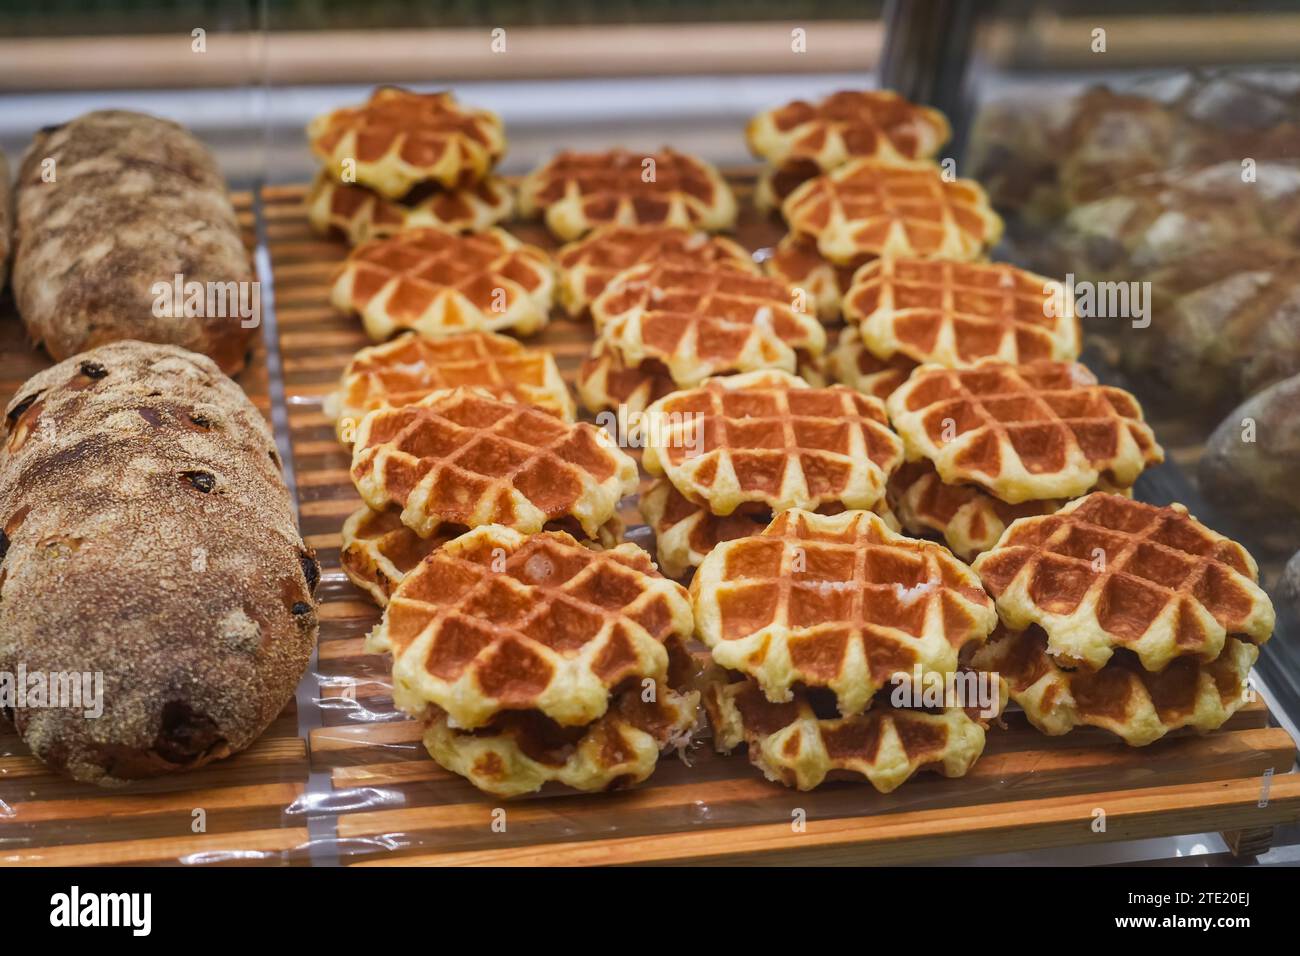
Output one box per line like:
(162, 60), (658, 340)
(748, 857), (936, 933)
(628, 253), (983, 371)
(575, 256), (827, 419)
(971, 494), (1275, 746)
(694, 509), (1002, 791)
(885, 359), (1165, 561)
(637, 369), (905, 579)
(306, 86), (514, 244)
(365, 524), (700, 796)
(748, 90), (1003, 325)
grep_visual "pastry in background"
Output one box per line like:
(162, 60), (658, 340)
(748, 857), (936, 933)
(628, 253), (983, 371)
(782, 158), (1002, 268)
(330, 227), (555, 341)
(518, 147), (737, 240)
(307, 87), (505, 198)
(1199, 372), (1300, 537)
(746, 89), (950, 212)
(13, 111), (255, 375)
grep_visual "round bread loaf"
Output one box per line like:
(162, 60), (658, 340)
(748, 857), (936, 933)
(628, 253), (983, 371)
(0, 341), (319, 785)
(13, 111), (256, 375)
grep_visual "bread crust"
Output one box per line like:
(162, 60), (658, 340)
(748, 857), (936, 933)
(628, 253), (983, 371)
(13, 111), (255, 375)
(0, 341), (319, 785)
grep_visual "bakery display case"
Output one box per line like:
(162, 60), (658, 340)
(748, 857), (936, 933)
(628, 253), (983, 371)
(1, 0), (1299, 874)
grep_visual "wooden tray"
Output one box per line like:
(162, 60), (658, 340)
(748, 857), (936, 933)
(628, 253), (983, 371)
(262, 180), (1300, 866)
(0, 195), (311, 866)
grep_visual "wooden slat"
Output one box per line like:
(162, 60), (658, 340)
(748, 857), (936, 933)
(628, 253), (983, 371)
(354, 773), (1300, 867)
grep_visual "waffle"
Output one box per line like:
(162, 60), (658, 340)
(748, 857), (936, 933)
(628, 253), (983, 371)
(366, 524), (695, 728)
(887, 360), (1163, 504)
(763, 233), (858, 320)
(340, 506), (448, 606)
(340, 506), (623, 607)
(574, 341), (677, 417)
(424, 681), (699, 797)
(747, 90), (951, 175)
(351, 388), (638, 539)
(330, 227), (555, 342)
(591, 262), (826, 387)
(641, 477), (898, 580)
(642, 370), (903, 516)
(307, 87), (506, 198)
(327, 331), (574, 443)
(306, 171), (513, 245)
(844, 258), (1080, 367)
(704, 677), (985, 792)
(755, 160), (824, 215)
(556, 225), (757, 317)
(972, 494), (1276, 672)
(824, 329), (916, 399)
(971, 626), (1258, 746)
(782, 158), (1003, 267)
(518, 148), (738, 240)
(691, 509), (997, 714)
(887, 461), (1134, 562)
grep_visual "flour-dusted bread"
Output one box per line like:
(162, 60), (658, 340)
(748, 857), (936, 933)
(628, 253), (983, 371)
(13, 111), (256, 375)
(0, 341), (319, 785)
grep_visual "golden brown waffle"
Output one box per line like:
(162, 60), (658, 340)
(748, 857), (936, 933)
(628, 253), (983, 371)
(642, 370), (904, 516)
(351, 388), (638, 539)
(783, 158), (1003, 266)
(330, 227), (555, 342)
(366, 524), (695, 728)
(339, 506), (624, 607)
(307, 87), (505, 198)
(641, 477), (898, 580)
(340, 507), (448, 606)
(591, 262), (826, 387)
(844, 258), (1080, 367)
(556, 224), (757, 316)
(424, 681), (699, 797)
(887, 360), (1163, 504)
(889, 460), (1100, 562)
(970, 626), (1258, 746)
(747, 90), (951, 174)
(824, 329), (916, 399)
(972, 494), (1276, 672)
(327, 331), (574, 443)
(691, 509), (998, 714)
(754, 159), (825, 214)
(574, 341), (677, 417)
(762, 232), (858, 320)
(704, 677), (985, 792)
(518, 148), (738, 240)
(305, 171), (513, 245)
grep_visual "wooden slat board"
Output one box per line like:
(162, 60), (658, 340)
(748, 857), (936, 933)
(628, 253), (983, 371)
(264, 179), (1300, 866)
(0, 195), (311, 866)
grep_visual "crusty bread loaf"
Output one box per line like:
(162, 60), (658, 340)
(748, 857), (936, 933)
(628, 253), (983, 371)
(13, 111), (256, 375)
(0, 341), (319, 785)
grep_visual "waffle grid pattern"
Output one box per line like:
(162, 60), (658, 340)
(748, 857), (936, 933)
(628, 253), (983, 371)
(691, 509), (998, 715)
(328, 330), (574, 440)
(845, 258), (1080, 367)
(783, 158), (1003, 267)
(643, 370), (903, 516)
(519, 148), (738, 240)
(887, 360), (1163, 503)
(307, 88), (505, 198)
(592, 262), (826, 388)
(351, 388), (638, 538)
(330, 227), (555, 341)
(306, 172), (514, 245)
(972, 494), (1276, 671)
